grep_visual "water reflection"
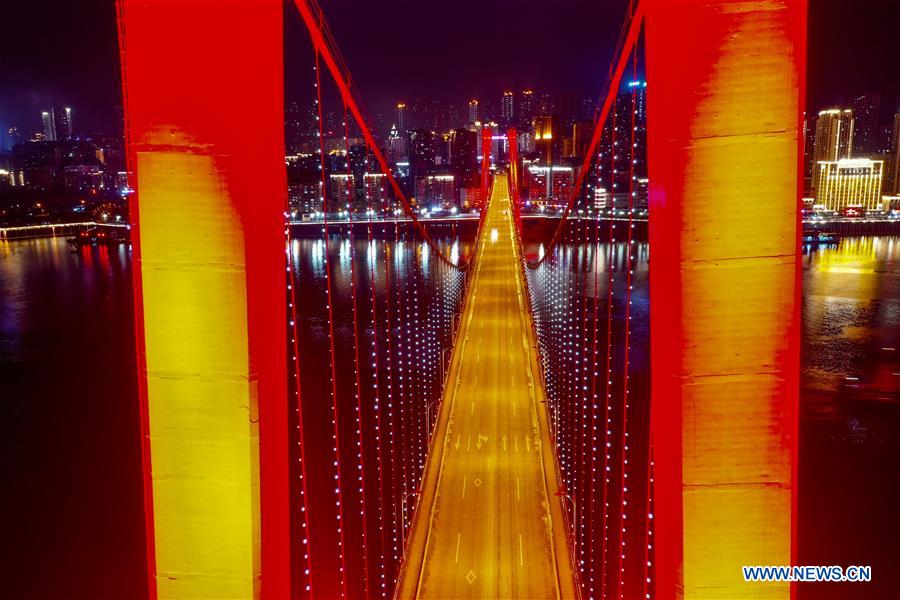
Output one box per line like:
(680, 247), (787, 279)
(0, 234), (896, 598)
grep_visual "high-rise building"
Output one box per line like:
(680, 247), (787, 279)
(328, 173), (355, 210)
(525, 165), (574, 208)
(408, 129), (436, 179)
(812, 108), (854, 190)
(891, 112), (900, 195)
(468, 99), (479, 124)
(518, 90), (534, 128)
(363, 173), (389, 209)
(802, 113), (817, 188)
(284, 100), (313, 154)
(850, 93), (880, 154)
(386, 124), (407, 164)
(569, 121), (593, 159)
(450, 128), (478, 187)
(415, 174), (456, 209)
(395, 103), (407, 134)
(6, 127), (22, 148)
(533, 115), (555, 165)
(61, 107), (73, 139)
(501, 91), (515, 126)
(41, 111), (57, 142)
(815, 158), (883, 211)
(617, 81), (648, 206)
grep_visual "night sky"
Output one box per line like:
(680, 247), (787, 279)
(1, 0), (898, 146)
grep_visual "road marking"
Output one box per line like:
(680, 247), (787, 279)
(515, 436), (519, 452)
(501, 435), (508, 451)
(516, 477), (521, 500)
(454, 434), (461, 450)
(519, 533), (524, 566)
(462, 476), (467, 498)
(465, 570), (476, 584)
(470, 401), (474, 415)
(455, 533), (462, 564)
(467, 434), (471, 452)
(476, 434), (488, 450)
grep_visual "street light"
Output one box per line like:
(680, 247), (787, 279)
(400, 490), (420, 558)
(439, 345), (453, 384)
(555, 488), (577, 558)
(424, 398), (442, 440)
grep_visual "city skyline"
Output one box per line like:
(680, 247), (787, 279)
(2, 0), (899, 145)
(2, 2), (899, 599)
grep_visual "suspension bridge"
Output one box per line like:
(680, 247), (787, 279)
(396, 174), (576, 599)
(115, 0), (806, 598)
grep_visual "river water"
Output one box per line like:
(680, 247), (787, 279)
(0, 234), (896, 598)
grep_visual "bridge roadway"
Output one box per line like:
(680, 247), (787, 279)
(396, 174), (577, 599)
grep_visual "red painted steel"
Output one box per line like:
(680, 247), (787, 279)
(481, 126), (493, 208)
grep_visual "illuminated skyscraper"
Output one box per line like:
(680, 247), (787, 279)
(532, 115), (555, 165)
(386, 124), (407, 164)
(395, 103), (407, 134)
(501, 91), (515, 126)
(41, 111), (57, 141)
(812, 108), (854, 190)
(468, 99), (479, 124)
(815, 158), (883, 211)
(61, 107), (73, 139)
(518, 90), (534, 128)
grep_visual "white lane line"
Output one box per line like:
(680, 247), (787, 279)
(516, 477), (520, 501)
(470, 401), (475, 415)
(519, 533), (524, 566)
(455, 533), (462, 564)
(462, 475), (467, 498)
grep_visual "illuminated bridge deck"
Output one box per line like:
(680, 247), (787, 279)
(397, 174), (576, 598)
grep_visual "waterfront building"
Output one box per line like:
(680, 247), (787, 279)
(815, 158), (883, 211)
(812, 108), (854, 189)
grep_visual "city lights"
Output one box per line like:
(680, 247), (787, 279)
(4, 0), (898, 599)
